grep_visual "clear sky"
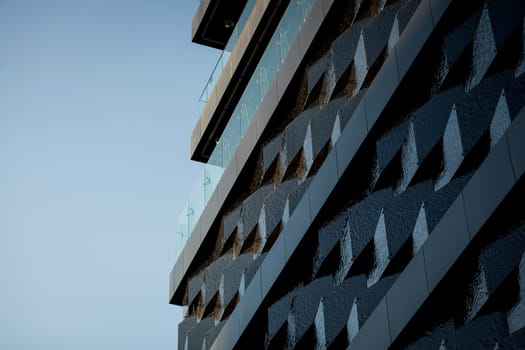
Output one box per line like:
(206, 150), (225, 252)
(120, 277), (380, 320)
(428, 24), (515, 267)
(0, 1), (219, 349)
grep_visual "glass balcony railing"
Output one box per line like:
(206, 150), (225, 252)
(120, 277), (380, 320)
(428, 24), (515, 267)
(199, 0), (257, 103)
(176, 0), (316, 261)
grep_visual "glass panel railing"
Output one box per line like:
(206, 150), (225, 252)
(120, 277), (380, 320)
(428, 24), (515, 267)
(175, 202), (190, 258)
(199, 54), (228, 103)
(199, 0), (257, 103)
(176, 0), (317, 260)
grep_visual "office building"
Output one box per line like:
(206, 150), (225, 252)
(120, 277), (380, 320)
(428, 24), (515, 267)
(170, 0), (525, 348)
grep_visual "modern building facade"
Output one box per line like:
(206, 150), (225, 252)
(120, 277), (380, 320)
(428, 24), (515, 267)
(170, 0), (525, 348)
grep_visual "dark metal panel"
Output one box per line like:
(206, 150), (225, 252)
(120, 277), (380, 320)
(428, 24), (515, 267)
(348, 298), (392, 349)
(428, 0), (451, 24)
(422, 195), (470, 290)
(217, 310), (240, 350)
(240, 269), (262, 327)
(261, 235), (286, 294)
(283, 189), (312, 256)
(309, 150), (339, 218)
(363, 49), (400, 128)
(507, 108), (525, 179)
(335, 100), (368, 174)
(462, 136), (516, 237)
(394, 0), (434, 78)
(386, 252), (429, 339)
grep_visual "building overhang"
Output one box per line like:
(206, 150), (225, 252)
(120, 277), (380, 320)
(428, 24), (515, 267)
(191, 0), (289, 163)
(170, 0), (328, 306)
(192, 0), (249, 49)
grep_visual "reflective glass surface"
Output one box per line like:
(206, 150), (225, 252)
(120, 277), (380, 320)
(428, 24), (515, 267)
(176, 0), (316, 260)
(199, 0), (257, 103)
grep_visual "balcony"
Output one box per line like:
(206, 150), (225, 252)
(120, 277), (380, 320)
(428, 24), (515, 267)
(176, 0), (317, 261)
(198, 0), (257, 104)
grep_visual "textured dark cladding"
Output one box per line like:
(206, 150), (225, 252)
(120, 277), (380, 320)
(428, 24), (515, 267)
(411, 86), (459, 160)
(222, 180), (300, 256)
(442, 9), (481, 67)
(480, 226), (525, 293)
(306, 0), (409, 100)
(288, 276), (333, 342)
(240, 0), (525, 346)
(243, 253), (265, 284)
(176, 0), (525, 347)
(259, 97), (345, 186)
(265, 273), (399, 347)
(320, 277), (363, 344)
(261, 174), (471, 346)
(222, 253), (252, 303)
(266, 290), (295, 343)
(456, 73), (513, 149)
(338, 90), (366, 128)
(487, 0), (525, 48)
(345, 188), (392, 258)
(381, 181), (433, 254)
(395, 0), (421, 32)
(354, 275), (397, 327)
(187, 270), (205, 306)
(186, 317), (216, 350)
(185, 255), (246, 313)
(203, 255), (232, 305)
(404, 305), (525, 348)
(238, 185), (272, 241)
(454, 314), (520, 349)
(404, 312), (524, 349)
(178, 316), (197, 350)
(423, 175), (469, 231)
(282, 108), (319, 164)
(313, 211), (346, 277)
(404, 70), (525, 170)
(347, 175), (466, 272)
(203, 320), (225, 350)
(262, 133), (283, 178)
(287, 177), (312, 213)
(259, 180), (295, 239)
(393, 210), (525, 349)
(374, 118), (409, 174)
(361, 2), (401, 64)
(182, 251), (266, 348)
(309, 97), (346, 152)
(222, 206), (241, 247)
(467, 1), (524, 90)
(330, 19), (366, 80)
(306, 54), (329, 93)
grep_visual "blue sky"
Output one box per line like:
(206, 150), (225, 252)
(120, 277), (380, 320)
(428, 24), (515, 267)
(0, 1), (218, 348)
